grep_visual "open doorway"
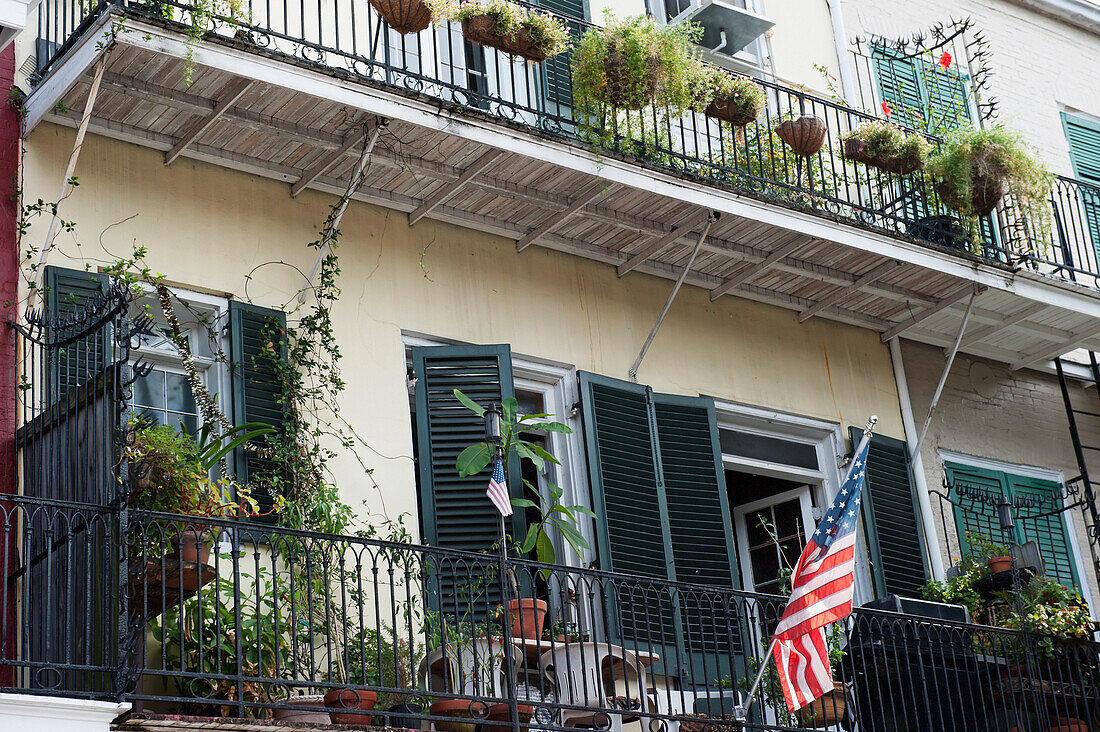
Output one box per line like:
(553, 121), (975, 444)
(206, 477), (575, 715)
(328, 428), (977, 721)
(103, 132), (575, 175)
(730, 473), (816, 596)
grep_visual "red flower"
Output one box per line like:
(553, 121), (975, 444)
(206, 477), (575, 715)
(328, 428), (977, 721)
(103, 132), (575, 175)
(939, 51), (952, 70)
(881, 101), (892, 119)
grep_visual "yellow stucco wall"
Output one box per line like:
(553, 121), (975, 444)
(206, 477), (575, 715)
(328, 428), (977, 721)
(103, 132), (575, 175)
(21, 124), (905, 535)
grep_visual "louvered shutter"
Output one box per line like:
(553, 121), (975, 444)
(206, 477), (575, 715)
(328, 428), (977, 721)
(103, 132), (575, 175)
(229, 301), (288, 524)
(44, 265), (110, 400)
(1007, 474), (1081, 590)
(579, 372), (740, 681)
(853, 429), (928, 598)
(872, 46), (970, 135)
(871, 47), (924, 129)
(538, 0), (584, 112)
(923, 65), (971, 135)
(1062, 112), (1100, 261)
(945, 463), (1007, 556)
(653, 393), (742, 684)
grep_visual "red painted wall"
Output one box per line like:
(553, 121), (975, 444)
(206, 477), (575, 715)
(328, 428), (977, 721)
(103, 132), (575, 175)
(0, 43), (20, 687)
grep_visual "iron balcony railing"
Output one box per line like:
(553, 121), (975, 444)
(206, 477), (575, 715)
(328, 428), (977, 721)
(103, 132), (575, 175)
(2, 495), (1099, 732)
(32, 0), (1100, 288)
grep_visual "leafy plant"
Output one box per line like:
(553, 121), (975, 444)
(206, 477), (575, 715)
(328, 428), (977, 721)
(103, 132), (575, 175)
(992, 575), (1093, 658)
(692, 67), (765, 123)
(840, 120), (931, 173)
(182, 420), (276, 473)
(153, 565), (289, 717)
(920, 555), (985, 620)
(452, 390), (592, 569)
(451, 0), (570, 59)
(961, 531), (1010, 561)
(928, 126), (1052, 243)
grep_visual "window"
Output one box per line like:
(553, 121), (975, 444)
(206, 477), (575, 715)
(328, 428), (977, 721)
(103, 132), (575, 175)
(944, 459), (1082, 591)
(733, 483), (815, 596)
(872, 45), (972, 136)
(1061, 111), (1100, 262)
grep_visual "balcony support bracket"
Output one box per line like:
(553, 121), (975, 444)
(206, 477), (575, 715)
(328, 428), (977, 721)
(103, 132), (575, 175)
(164, 78), (254, 166)
(291, 118), (383, 198)
(516, 181), (605, 252)
(709, 238), (807, 301)
(408, 149), (500, 226)
(880, 283), (980, 342)
(799, 260), (898, 323)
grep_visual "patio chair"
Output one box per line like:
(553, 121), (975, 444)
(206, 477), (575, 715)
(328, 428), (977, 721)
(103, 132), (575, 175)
(421, 638), (524, 698)
(539, 642), (650, 732)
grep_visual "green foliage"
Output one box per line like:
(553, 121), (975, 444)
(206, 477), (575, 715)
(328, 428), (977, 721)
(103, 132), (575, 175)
(450, 0), (570, 58)
(920, 555), (986, 620)
(840, 120), (931, 170)
(571, 13), (703, 113)
(183, 420), (276, 474)
(992, 575), (1093, 658)
(962, 531), (1010, 561)
(692, 67), (765, 121)
(513, 479), (596, 575)
(153, 565), (289, 716)
(928, 125), (1052, 242)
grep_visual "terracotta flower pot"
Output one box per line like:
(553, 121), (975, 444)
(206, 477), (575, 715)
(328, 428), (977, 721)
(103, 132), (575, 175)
(325, 688), (378, 725)
(798, 681), (848, 728)
(704, 94), (759, 127)
(430, 699), (481, 732)
(506, 598), (548, 639)
(170, 528), (211, 565)
(604, 51), (660, 109)
(462, 15), (550, 62)
(369, 0), (431, 34)
(486, 702), (534, 726)
(274, 694), (329, 723)
(775, 115), (827, 157)
(987, 555), (1013, 574)
(1049, 719), (1089, 732)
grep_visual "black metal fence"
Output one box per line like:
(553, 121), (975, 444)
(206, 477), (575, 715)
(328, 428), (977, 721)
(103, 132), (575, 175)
(32, 0), (1100, 286)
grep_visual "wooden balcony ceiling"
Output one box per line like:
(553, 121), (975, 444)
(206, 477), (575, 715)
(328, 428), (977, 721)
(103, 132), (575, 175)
(27, 18), (1100, 371)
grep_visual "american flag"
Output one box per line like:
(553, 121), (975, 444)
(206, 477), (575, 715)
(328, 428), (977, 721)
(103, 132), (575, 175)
(771, 433), (871, 712)
(486, 457), (513, 517)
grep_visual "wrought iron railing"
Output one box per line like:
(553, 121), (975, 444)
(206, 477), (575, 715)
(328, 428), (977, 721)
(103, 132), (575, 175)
(33, 0), (1100, 287)
(1, 496), (1099, 731)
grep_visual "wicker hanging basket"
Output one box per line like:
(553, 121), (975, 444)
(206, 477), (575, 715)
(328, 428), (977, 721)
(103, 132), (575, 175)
(704, 93), (760, 127)
(775, 115), (827, 157)
(936, 166), (1005, 216)
(842, 138), (925, 175)
(369, 0), (431, 35)
(462, 14), (550, 62)
(603, 51), (660, 109)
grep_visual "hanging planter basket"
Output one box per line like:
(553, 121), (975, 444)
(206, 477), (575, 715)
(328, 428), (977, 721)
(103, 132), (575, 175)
(842, 137), (925, 175)
(775, 115), (827, 157)
(462, 14), (550, 62)
(936, 166), (1005, 216)
(603, 50), (660, 110)
(369, 0), (432, 34)
(704, 94), (760, 127)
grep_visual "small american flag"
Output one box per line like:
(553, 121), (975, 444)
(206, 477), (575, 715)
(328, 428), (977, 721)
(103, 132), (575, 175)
(771, 434), (871, 712)
(486, 457), (512, 517)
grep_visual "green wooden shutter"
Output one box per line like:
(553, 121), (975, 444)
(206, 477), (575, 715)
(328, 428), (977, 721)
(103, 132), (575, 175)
(922, 64), (971, 135)
(412, 345), (522, 551)
(44, 266), (110, 400)
(872, 46), (970, 135)
(538, 0), (584, 112)
(852, 429), (928, 598)
(871, 47), (924, 129)
(945, 463), (1082, 591)
(229, 301), (288, 523)
(1007, 474), (1080, 590)
(579, 372), (740, 680)
(1062, 112), (1100, 261)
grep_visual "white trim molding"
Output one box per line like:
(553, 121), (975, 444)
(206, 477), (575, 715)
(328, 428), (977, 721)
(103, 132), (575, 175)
(1004, 0), (1100, 36)
(0, 693), (128, 732)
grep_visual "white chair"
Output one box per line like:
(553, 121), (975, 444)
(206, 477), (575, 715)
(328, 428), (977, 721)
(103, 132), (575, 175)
(539, 642), (650, 732)
(421, 638), (524, 698)
(648, 687), (740, 732)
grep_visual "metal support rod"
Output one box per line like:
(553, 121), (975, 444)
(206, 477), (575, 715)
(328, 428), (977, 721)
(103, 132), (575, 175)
(913, 287), (978, 458)
(297, 121), (384, 305)
(31, 51), (109, 305)
(629, 214), (716, 382)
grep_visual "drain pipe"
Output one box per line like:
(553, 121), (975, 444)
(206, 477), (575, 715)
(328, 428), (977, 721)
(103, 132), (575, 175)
(889, 336), (946, 581)
(629, 212), (717, 382)
(825, 0), (858, 104)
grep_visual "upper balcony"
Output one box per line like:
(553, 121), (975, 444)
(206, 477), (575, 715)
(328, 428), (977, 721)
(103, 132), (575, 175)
(20, 0), (1100, 369)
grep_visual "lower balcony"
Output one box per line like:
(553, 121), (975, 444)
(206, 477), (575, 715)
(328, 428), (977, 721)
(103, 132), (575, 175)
(2, 496), (1099, 732)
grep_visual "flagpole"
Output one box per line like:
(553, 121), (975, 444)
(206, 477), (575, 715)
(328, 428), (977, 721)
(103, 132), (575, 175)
(733, 415), (878, 722)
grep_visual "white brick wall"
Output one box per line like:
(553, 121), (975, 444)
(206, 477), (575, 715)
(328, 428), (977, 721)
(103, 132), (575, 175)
(840, 0), (1100, 176)
(900, 339), (1100, 608)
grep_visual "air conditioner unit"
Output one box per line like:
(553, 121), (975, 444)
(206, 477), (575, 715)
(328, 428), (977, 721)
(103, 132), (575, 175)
(665, 0), (774, 58)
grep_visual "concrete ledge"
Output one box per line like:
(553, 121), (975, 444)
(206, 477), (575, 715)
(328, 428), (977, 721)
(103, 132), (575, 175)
(1004, 0), (1100, 35)
(0, 691), (128, 731)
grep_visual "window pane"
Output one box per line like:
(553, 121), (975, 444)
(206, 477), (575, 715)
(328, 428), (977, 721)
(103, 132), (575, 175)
(166, 411), (198, 434)
(133, 372), (165, 409)
(135, 407), (166, 426)
(166, 373), (197, 414)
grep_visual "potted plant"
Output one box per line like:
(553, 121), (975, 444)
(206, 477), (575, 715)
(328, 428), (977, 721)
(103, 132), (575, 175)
(452, 390), (594, 639)
(774, 113), (828, 157)
(928, 126), (1052, 222)
(694, 67), (765, 127)
(571, 13), (702, 111)
(965, 532), (1013, 575)
(840, 120), (931, 175)
(451, 0), (570, 63)
(369, 0), (433, 34)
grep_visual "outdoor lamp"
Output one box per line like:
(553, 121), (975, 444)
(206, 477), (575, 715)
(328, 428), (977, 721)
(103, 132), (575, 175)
(485, 403), (503, 450)
(997, 496), (1014, 531)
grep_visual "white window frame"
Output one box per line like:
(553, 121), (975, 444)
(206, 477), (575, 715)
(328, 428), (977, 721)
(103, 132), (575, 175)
(937, 449), (1096, 619)
(711, 400), (874, 603)
(733, 484), (816, 595)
